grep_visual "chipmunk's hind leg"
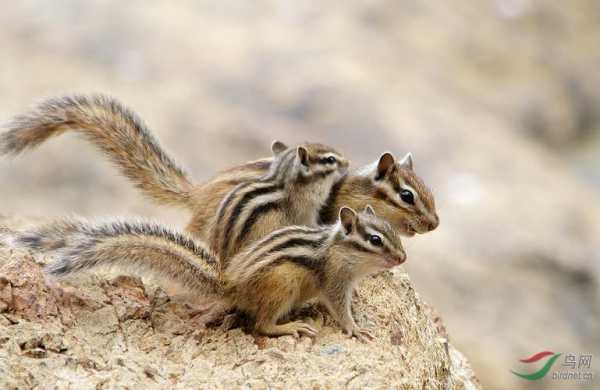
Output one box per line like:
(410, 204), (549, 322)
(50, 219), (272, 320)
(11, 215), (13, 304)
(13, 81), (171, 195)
(252, 289), (318, 338)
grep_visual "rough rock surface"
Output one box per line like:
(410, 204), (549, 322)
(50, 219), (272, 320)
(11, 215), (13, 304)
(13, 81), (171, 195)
(0, 239), (479, 389)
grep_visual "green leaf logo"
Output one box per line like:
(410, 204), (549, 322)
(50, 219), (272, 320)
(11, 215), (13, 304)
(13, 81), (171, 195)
(511, 351), (562, 381)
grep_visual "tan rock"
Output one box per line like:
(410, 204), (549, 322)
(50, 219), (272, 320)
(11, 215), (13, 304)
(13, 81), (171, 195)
(0, 246), (479, 389)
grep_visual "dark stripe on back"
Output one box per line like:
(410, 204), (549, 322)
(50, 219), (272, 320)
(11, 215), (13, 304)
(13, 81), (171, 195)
(220, 183), (280, 255)
(249, 226), (324, 256)
(235, 201), (282, 249)
(318, 174), (346, 224)
(216, 182), (250, 224)
(270, 255), (325, 280)
(267, 235), (327, 255)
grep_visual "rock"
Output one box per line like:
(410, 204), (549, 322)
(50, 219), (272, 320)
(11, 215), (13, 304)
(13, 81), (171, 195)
(0, 245), (479, 389)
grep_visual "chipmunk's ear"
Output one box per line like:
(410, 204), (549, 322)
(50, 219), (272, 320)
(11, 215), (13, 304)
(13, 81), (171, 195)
(398, 152), (413, 170)
(271, 140), (288, 156)
(339, 207), (357, 234)
(297, 146), (310, 167)
(376, 152), (395, 180)
(364, 205), (376, 216)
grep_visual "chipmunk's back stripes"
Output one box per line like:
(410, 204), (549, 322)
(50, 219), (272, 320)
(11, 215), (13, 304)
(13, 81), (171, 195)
(228, 226), (329, 283)
(222, 182), (281, 244)
(271, 255), (324, 275)
(236, 225), (320, 265)
(268, 236), (326, 254)
(211, 142), (346, 261)
(318, 175), (346, 224)
(213, 163), (289, 259)
(237, 201), (281, 245)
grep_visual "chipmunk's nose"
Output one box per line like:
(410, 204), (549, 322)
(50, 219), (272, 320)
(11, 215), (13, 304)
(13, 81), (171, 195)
(427, 214), (439, 231)
(397, 252), (407, 264)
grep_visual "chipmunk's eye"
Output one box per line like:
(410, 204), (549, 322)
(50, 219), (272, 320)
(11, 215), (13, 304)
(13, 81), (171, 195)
(400, 189), (415, 205)
(321, 156), (337, 164)
(368, 234), (383, 247)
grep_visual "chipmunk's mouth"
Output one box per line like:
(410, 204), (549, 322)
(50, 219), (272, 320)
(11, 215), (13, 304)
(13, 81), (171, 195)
(402, 225), (417, 237)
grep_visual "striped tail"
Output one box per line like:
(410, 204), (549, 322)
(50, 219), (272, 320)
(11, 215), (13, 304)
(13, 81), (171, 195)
(1, 95), (194, 208)
(32, 218), (223, 297)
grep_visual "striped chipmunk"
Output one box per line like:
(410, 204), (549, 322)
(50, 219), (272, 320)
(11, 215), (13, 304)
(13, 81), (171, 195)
(187, 150), (439, 243)
(0, 95), (438, 248)
(30, 205), (405, 340)
(0, 95), (349, 261)
(209, 140), (348, 264)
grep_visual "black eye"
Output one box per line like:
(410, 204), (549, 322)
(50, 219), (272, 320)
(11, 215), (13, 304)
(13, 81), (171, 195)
(321, 156), (337, 164)
(368, 234), (383, 247)
(400, 189), (415, 205)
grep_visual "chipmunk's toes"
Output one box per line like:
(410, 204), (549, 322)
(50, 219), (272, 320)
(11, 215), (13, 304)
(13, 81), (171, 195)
(287, 321), (318, 338)
(258, 321), (318, 338)
(344, 327), (375, 343)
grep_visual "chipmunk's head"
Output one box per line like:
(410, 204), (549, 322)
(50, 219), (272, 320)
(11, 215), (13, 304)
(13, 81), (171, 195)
(335, 205), (406, 275)
(358, 152), (438, 236)
(270, 140), (349, 186)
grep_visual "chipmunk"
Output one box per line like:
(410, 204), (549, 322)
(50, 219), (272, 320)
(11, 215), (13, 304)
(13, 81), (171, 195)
(33, 206), (405, 339)
(210, 141), (348, 263)
(0, 95), (438, 242)
(188, 151), (438, 240)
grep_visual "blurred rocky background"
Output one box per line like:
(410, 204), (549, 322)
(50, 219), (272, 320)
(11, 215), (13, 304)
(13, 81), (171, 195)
(1, 1), (599, 388)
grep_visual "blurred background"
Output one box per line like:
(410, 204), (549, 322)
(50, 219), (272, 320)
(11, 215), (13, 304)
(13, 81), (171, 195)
(1, 1), (599, 388)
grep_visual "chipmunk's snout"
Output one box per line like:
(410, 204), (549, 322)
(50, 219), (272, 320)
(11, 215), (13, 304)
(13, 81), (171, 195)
(385, 252), (406, 267)
(412, 212), (439, 234)
(396, 249), (407, 264)
(427, 213), (439, 231)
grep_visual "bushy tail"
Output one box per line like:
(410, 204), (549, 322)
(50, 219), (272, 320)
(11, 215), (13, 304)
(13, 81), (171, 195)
(1, 95), (194, 208)
(22, 218), (224, 297)
(15, 217), (85, 253)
